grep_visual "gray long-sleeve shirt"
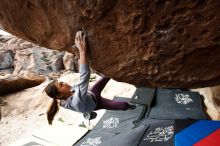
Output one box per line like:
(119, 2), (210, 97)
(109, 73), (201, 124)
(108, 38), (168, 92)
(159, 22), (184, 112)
(60, 64), (96, 113)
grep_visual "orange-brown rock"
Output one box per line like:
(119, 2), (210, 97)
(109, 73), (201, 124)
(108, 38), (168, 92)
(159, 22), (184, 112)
(0, 0), (220, 88)
(192, 85), (220, 120)
(0, 73), (45, 95)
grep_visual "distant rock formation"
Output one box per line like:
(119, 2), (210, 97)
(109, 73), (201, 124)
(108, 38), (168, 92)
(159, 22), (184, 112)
(0, 35), (78, 75)
(0, 0), (219, 88)
(0, 35), (79, 94)
(0, 73), (45, 95)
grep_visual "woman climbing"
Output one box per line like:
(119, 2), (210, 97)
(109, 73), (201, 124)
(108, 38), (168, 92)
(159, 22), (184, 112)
(44, 31), (135, 125)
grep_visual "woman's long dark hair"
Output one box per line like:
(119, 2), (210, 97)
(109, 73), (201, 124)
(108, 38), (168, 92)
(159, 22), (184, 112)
(44, 81), (59, 125)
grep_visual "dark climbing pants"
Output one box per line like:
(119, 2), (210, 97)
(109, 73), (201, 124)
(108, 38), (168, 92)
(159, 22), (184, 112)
(90, 76), (130, 111)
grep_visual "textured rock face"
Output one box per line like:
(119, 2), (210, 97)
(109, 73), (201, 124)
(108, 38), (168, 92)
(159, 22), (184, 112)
(0, 0), (220, 88)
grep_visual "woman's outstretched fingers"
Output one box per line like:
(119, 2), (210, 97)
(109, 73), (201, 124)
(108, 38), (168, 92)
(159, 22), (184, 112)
(75, 32), (79, 42)
(75, 31), (81, 49)
(79, 31), (82, 42)
(75, 35), (78, 42)
(83, 34), (86, 43)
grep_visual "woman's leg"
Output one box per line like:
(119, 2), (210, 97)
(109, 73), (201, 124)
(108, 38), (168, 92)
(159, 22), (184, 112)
(94, 95), (131, 111)
(90, 76), (134, 111)
(90, 76), (110, 97)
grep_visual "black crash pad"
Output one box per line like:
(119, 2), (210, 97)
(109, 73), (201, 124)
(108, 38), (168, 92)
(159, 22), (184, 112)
(74, 131), (116, 146)
(139, 119), (175, 146)
(130, 87), (155, 105)
(147, 89), (206, 119)
(74, 90), (206, 146)
(102, 125), (148, 146)
(74, 125), (148, 146)
(93, 97), (144, 134)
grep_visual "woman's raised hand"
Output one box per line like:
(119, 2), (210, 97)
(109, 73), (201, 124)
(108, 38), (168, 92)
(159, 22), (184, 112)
(75, 31), (86, 53)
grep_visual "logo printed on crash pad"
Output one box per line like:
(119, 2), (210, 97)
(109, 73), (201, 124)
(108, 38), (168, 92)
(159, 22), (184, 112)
(81, 137), (102, 146)
(175, 94), (193, 105)
(103, 117), (119, 128)
(144, 126), (174, 142)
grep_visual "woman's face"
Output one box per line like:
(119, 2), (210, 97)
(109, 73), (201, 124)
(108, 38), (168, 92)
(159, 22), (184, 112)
(54, 81), (72, 99)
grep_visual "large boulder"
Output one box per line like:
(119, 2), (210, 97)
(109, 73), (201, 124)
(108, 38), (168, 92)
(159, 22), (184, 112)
(0, 0), (219, 88)
(0, 73), (45, 95)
